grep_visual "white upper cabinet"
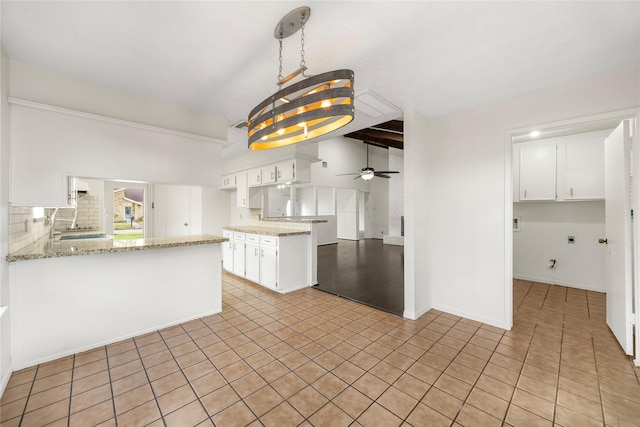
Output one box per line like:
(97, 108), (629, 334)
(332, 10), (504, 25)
(563, 137), (604, 200)
(236, 173), (248, 208)
(276, 160), (296, 182)
(248, 169), (262, 187)
(515, 130), (607, 202)
(262, 165), (277, 185)
(519, 143), (557, 201)
(220, 174), (236, 189)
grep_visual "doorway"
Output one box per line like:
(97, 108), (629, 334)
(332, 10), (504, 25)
(103, 180), (148, 240)
(507, 110), (640, 366)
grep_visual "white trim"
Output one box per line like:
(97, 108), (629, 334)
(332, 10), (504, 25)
(432, 302), (510, 330)
(505, 107), (640, 364)
(504, 129), (514, 330)
(8, 97), (228, 146)
(11, 308), (221, 371)
(0, 306), (7, 318)
(403, 303), (432, 321)
(0, 362), (12, 399)
(513, 274), (606, 293)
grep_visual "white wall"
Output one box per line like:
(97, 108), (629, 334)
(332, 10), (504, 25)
(404, 110), (432, 320)
(10, 103), (224, 206)
(388, 148), (404, 237)
(10, 61), (227, 140)
(404, 67), (640, 329)
(513, 201), (606, 291)
(0, 46), (12, 396)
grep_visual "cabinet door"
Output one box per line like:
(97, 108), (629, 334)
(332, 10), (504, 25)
(236, 173), (248, 208)
(565, 138), (604, 200)
(248, 169), (262, 187)
(262, 166), (277, 184)
(277, 161), (295, 182)
(220, 174), (236, 189)
(520, 144), (556, 200)
(222, 231), (233, 271)
(245, 243), (260, 283)
(233, 241), (246, 277)
(260, 246), (278, 289)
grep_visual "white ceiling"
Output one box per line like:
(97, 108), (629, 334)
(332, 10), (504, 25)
(2, 1), (639, 158)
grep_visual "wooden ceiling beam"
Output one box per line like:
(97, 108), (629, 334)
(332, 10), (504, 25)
(344, 130), (404, 150)
(370, 120), (403, 133)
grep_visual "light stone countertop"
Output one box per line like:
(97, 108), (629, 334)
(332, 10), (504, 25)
(260, 217), (328, 223)
(222, 226), (311, 236)
(6, 234), (228, 262)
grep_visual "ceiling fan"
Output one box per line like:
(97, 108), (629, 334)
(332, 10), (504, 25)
(336, 143), (400, 180)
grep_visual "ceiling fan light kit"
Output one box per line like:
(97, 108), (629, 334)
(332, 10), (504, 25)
(247, 6), (355, 150)
(336, 143), (400, 180)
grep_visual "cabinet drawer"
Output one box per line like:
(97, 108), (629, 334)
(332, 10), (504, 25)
(260, 236), (278, 247)
(246, 233), (260, 244)
(222, 230), (233, 238)
(233, 232), (246, 241)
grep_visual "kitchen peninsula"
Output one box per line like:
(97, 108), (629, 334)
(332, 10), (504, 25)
(222, 218), (327, 293)
(7, 234), (227, 369)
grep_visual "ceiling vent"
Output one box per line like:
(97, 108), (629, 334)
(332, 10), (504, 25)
(231, 120), (248, 129)
(355, 90), (400, 118)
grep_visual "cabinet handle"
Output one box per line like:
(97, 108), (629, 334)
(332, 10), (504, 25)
(277, 170), (281, 179)
(233, 243), (236, 250)
(255, 247), (258, 256)
(524, 189), (527, 199)
(184, 223), (188, 227)
(261, 249), (264, 257)
(570, 187), (573, 197)
(271, 171), (274, 180)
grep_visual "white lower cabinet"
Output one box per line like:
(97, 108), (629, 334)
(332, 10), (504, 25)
(222, 230), (233, 271)
(260, 237), (278, 290)
(222, 229), (309, 293)
(232, 233), (245, 277)
(245, 234), (260, 283)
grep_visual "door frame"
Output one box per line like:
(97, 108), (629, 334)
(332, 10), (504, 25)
(504, 108), (640, 366)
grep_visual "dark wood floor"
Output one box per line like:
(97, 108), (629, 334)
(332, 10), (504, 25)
(316, 239), (404, 315)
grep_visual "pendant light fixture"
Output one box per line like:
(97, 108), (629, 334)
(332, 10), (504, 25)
(248, 7), (355, 150)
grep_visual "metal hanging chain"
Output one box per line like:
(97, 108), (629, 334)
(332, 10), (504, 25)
(300, 12), (306, 76)
(277, 32), (284, 88)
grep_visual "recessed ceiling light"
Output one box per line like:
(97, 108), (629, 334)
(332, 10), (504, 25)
(529, 130), (541, 138)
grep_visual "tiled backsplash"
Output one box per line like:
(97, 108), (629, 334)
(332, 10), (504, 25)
(9, 206), (54, 254)
(54, 195), (100, 232)
(10, 194), (102, 254)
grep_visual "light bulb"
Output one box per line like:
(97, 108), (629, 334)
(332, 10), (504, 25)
(321, 99), (331, 108)
(277, 128), (285, 135)
(361, 170), (374, 180)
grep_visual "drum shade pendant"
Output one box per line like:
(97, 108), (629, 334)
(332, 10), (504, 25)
(248, 7), (355, 150)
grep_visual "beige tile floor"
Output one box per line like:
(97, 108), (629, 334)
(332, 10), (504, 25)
(1, 276), (639, 426)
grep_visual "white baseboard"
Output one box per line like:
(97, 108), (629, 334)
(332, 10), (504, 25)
(0, 362), (13, 399)
(403, 303), (431, 320)
(383, 235), (404, 246)
(431, 302), (510, 330)
(12, 309), (222, 371)
(513, 274), (606, 293)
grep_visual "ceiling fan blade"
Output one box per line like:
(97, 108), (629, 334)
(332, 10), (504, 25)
(374, 171), (399, 174)
(353, 175), (362, 180)
(375, 174), (391, 179)
(335, 172), (360, 176)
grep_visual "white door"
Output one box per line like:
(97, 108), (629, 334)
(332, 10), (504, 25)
(166, 185), (191, 236)
(604, 119), (634, 356)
